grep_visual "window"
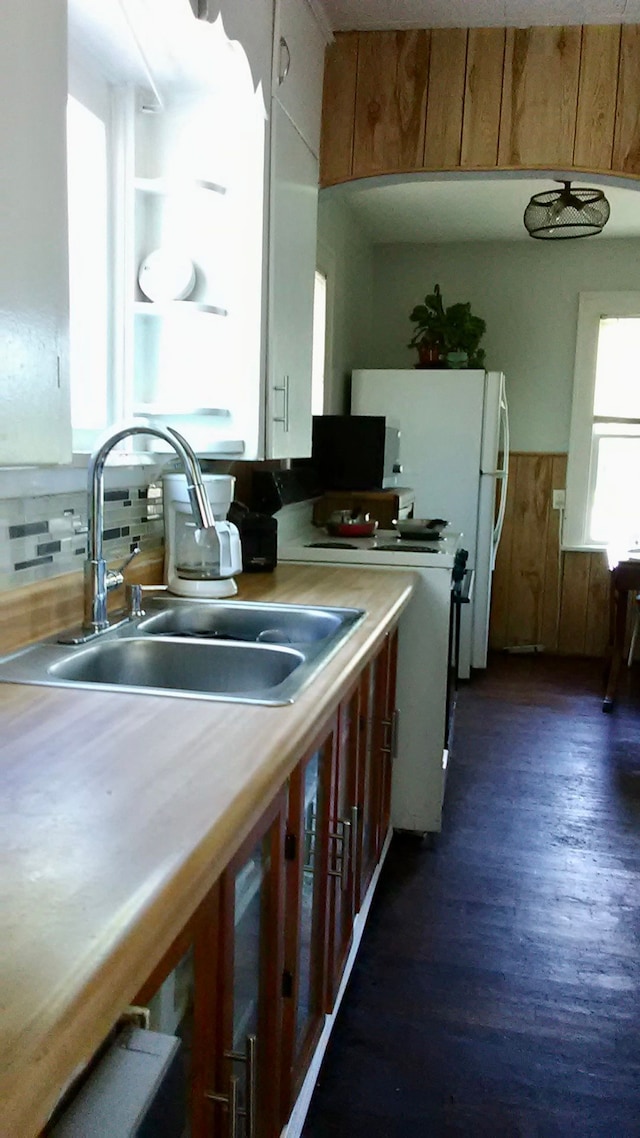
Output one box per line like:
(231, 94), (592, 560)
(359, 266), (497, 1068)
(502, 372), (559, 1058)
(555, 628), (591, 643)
(565, 293), (640, 551)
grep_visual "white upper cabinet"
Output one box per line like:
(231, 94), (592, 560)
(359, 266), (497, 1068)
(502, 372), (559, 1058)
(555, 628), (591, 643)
(207, 0), (274, 99)
(266, 100), (319, 459)
(0, 0), (327, 466)
(272, 0), (327, 158)
(0, 0), (71, 465)
(265, 0), (328, 458)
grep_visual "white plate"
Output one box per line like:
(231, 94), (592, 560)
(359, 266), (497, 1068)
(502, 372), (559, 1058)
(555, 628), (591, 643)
(138, 248), (196, 303)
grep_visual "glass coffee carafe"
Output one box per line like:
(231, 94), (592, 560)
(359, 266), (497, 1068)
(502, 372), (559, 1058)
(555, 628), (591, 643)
(174, 510), (222, 580)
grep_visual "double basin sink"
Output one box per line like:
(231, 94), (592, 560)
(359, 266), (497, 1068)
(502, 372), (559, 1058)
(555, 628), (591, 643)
(0, 596), (365, 705)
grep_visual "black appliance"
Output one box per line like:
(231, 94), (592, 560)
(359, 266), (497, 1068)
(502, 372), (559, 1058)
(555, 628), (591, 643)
(251, 467), (322, 516)
(311, 415), (402, 491)
(229, 500), (277, 573)
(445, 548), (472, 749)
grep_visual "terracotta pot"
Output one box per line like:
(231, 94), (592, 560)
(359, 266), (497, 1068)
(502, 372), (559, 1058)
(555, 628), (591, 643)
(415, 341), (443, 369)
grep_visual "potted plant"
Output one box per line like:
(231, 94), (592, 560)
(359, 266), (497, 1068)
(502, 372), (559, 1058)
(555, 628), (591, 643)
(408, 284), (486, 369)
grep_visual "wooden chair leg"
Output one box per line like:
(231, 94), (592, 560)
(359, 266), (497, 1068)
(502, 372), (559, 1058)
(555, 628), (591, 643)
(627, 598), (640, 668)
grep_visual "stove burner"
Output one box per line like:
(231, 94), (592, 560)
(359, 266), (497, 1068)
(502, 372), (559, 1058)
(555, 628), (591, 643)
(306, 541), (359, 549)
(374, 543), (441, 553)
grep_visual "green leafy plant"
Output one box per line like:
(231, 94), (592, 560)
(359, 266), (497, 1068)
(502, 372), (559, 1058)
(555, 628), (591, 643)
(408, 283), (487, 368)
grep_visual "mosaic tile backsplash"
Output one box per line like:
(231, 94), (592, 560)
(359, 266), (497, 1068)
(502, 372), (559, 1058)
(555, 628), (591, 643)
(0, 482), (164, 591)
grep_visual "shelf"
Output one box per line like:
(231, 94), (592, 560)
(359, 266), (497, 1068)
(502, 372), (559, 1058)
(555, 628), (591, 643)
(133, 405), (231, 418)
(134, 300), (228, 317)
(134, 176), (227, 196)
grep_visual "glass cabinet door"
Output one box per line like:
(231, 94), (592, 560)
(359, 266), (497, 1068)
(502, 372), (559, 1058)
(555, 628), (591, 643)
(377, 630), (398, 850)
(281, 730), (333, 1115)
(295, 749), (323, 1049)
(229, 833), (267, 1136)
(357, 633), (399, 907)
(199, 791), (286, 1138)
(327, 688), (359, 1007)
(358, 659), (379, 906)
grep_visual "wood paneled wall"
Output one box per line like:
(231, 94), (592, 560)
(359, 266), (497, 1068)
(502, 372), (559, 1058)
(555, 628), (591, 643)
(489, 452), (612, 657)
(320, 24), (640, 186)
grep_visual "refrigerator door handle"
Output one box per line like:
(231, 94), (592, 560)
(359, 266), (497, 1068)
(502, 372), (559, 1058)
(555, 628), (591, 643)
(491, 394), (510, 566)
(498, 389), (510, 477)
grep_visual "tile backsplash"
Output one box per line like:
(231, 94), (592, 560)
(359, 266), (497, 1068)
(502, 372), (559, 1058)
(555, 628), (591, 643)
(0, 482), (164, 591)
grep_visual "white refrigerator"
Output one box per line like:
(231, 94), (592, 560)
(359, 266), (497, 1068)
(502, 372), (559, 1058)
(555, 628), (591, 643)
(351, 369), (509, 678)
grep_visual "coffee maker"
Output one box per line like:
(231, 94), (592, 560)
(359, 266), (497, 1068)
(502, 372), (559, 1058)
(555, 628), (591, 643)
(163, 472), (242, 598)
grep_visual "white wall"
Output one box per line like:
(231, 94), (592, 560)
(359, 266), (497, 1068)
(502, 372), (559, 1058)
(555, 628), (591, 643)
(317, 194), (375, 414)
(368, 238), (640, 453)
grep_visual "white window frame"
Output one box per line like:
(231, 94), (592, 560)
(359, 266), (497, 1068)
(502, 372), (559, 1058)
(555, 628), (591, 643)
(564, 291), (640, 551)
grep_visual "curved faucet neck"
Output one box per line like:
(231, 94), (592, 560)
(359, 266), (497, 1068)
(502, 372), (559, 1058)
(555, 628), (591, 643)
(86, 422), (215, 631)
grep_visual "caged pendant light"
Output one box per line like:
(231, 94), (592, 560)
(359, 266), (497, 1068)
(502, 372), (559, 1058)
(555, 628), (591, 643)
(524, 180), (610, 240)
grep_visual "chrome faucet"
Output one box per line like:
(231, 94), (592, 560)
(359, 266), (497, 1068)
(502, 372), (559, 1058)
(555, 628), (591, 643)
(84, 422), (216, 634)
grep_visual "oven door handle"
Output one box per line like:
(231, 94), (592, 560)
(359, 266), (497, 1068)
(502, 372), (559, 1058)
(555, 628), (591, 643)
(452, 568), (474, 604)
(449, 568), (474, 701)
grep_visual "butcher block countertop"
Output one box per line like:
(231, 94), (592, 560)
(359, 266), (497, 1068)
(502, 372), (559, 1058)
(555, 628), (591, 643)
(0, 563), (415, 1138)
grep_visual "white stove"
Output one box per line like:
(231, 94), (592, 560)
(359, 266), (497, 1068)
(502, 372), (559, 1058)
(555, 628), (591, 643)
(279, 523), (461, 568)
(276, 504), (463, 838)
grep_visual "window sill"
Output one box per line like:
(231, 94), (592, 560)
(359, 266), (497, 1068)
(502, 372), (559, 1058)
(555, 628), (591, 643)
(561, 543), (607, 553)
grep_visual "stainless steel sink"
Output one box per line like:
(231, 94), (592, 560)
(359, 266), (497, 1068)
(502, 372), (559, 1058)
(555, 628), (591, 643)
(137, 599), (348, 644)
(48, 638), (304, 696)
(0, 598), (365, 705)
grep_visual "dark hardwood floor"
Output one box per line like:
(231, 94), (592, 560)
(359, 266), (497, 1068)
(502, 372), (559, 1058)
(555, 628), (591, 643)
(302, 655), (640, 1137)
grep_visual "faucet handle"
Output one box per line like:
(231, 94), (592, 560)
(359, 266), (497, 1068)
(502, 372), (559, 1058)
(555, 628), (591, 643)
(117, 545), (141, 574)
(105, 546), (140, 593)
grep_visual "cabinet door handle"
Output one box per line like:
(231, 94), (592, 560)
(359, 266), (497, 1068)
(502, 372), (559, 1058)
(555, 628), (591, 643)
(278, 36), (291, 85)
(381, 716), (392, 755)
(350, 804), (359, 878)
(273, 374), (290, 431)
(224, 1034), (257, 1137)
(381, 711), (399, 759)
(246, 1033), (257, 1138)
(206, 1074), (239, 1138)
(390, 708), (399, 761)
(328, 817), (352, 889)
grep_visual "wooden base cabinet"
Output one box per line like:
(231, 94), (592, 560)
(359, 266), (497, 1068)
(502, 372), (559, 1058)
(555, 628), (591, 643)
(377, 629), (399, 855)
(357, 630), (398, 908)
(61, 635), (399, 1138)
(280, 724), (335, 1116)
(194, 790), (287, 1138)
(279, 632), (399, 1131)
(324, 685), (359, 1007)
(279, 633), (399, 1129)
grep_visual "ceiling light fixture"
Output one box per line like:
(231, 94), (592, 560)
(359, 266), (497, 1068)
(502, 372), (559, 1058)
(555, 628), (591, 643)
(523, 180), (610, 240)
